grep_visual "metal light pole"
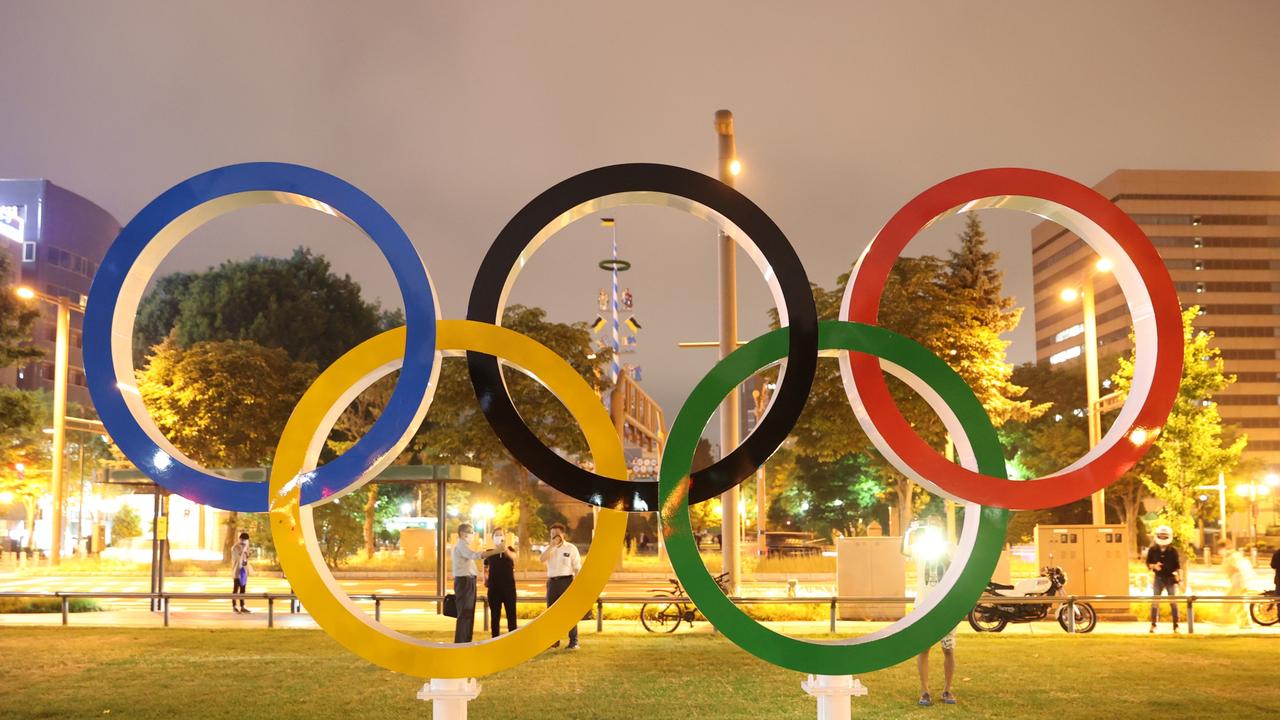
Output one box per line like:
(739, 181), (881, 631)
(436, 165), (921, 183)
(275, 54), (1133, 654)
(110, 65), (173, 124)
(715, 109), (742, 596)
(1059, 259), (1112, 525)
(16, 287), (73, 565)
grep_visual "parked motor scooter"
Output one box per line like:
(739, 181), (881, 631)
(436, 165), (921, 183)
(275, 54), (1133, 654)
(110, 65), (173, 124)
(967, 566), (1096, 633)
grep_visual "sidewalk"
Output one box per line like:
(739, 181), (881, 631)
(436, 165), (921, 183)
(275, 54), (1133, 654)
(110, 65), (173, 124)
(4, 607), (1277, 638)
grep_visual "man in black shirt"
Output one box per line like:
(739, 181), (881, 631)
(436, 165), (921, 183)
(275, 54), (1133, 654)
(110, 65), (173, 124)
(1271, 547), (1280, 594)
(1146, 525), (1181, 633)
(483, 528), (518, 638)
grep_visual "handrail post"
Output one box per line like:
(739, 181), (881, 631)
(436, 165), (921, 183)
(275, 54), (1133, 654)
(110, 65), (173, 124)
(374, 596), (381, 622)
(268, 596), (275, 629)
(830, 598), (837, 633)
(61, 594), (69, 626)
(1187, 595), (1195, 634)
(1067, 596), (1076, 633)
(597, 599), (603, 633)
(163, 595), (170, 627)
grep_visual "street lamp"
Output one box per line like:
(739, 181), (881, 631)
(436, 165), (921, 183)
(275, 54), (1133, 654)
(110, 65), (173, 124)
(471, 502), (495, 539)
(14, 285), (84, 565)
(1057, 258), (1113, 524)
(1235, 480), (1272, 548)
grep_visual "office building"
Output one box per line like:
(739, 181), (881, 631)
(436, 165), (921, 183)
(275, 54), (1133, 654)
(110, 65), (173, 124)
(0, 179), (119, 408)
(1032, 169), (1280, 474)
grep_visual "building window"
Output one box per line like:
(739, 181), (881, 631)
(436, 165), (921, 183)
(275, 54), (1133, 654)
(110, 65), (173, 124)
(1049, 346), (1082, 365)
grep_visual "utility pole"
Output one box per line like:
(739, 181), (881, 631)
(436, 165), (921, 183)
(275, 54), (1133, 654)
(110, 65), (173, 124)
(715, 109), (742, 596)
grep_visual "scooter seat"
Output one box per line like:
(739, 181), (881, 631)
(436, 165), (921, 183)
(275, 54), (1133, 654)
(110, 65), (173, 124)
(988, 581), (1015, 591)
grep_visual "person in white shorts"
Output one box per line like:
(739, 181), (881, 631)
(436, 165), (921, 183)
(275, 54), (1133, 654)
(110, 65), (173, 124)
(903, 515), (956, 706)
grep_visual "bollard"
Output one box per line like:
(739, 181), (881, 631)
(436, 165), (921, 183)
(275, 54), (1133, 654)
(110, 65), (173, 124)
(268, 596), (275, 628)
(1067, 597), (1076, 633)
(61, 595), (69, 626)
(829, 599), (837, 633)
(1187, 596), (1195, 634)
(163, 596), (170, 627)
(374, 596), (381, 622)
(597, 599), (604, 633)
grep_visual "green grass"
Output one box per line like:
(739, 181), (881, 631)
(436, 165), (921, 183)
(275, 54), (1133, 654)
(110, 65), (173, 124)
(0, 627), (1275, 718)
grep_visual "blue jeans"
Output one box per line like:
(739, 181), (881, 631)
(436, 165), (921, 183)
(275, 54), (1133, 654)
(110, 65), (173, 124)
(1150, 574), (1179, 625)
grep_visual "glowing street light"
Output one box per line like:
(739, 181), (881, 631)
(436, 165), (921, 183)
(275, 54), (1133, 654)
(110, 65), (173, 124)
(14, 285), (83, 564)
(728, 158), (742, 177)
(1056, 257), (1114, 524)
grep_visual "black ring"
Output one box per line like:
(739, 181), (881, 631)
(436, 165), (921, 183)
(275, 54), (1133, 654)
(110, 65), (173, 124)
(598, 259), (632, 272)
(466, 163), (817, 511)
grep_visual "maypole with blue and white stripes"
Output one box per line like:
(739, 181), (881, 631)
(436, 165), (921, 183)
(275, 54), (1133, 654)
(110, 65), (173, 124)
(607, 219), (621, 385)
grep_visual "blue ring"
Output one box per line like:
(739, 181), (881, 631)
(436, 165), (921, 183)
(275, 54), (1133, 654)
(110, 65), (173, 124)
(84, 163), (437, 512)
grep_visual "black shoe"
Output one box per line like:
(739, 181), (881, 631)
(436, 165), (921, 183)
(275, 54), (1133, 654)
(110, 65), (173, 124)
(551, 641), (561, 649)
(1149, 624), (1156, 633)
(566, 643), (580, 651)
(241, 607), (252, 614)
(232, 607), (242, 614)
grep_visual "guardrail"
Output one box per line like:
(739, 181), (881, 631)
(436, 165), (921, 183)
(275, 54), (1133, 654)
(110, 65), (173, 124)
(0, 590), (1273, 635)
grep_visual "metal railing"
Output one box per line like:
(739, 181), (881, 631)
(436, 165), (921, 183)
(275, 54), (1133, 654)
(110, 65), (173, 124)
(0, 590), (1273, 635)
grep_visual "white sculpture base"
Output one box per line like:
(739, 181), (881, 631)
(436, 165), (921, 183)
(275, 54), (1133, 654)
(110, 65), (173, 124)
(417, 678), (481, 719)
(801, 675), (867, 720)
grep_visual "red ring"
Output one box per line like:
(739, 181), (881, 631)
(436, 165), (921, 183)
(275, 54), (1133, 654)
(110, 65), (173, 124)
(842, 168), (1182, 510)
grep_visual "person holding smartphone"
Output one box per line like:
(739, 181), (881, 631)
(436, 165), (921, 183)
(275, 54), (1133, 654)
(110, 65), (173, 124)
(540, 522), (582, 650)
(230, 531), (252, 614)
(484, 527), (519, 637)
(452, 523), (500, 643)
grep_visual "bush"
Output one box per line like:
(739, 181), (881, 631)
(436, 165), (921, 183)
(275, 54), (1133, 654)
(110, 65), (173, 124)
(0, 597), (102, 613)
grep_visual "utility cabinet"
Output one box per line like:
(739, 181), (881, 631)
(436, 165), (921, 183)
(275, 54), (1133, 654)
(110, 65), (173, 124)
(836, 536), (906, 620)
(1035, 524), (1128, 597)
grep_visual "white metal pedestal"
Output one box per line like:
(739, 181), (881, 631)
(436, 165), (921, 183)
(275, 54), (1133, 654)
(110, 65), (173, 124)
(417, 678), (481, 719)
(801, 675), (867, 720)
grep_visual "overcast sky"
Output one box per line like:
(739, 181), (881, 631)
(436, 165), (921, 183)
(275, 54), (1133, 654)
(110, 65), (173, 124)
(4, 1), (1279, 442)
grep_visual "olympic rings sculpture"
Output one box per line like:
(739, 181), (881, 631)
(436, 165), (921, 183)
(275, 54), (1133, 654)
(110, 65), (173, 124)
(84, 161), (1181, 680)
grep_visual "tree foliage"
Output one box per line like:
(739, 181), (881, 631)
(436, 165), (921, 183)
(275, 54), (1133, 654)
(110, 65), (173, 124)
(768, 213), (1038, 534)
(132, 248), (389, 368)
(0, 250), (41, 368)
(111, 505), (142, 543)
(136, 338), (317, 468)
(1112, 306), (1246, 554)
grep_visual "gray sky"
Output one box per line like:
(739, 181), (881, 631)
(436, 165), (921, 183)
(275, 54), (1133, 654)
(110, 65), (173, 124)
(3, 1), (1279, 441)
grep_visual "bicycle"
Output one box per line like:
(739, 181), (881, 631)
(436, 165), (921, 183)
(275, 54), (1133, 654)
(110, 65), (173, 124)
(640, 572), (731, 633)
(1249, 590), (1279, 626)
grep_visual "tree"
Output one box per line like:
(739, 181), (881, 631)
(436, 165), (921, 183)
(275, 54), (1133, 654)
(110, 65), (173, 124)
(133, 248), (389, 369)
(0, 250), (41, 368)
(769, 216), (1041, 536)
(111, 505), (142, 544)
(1112, 306), (1246, 556)
(136, 338), (317, 558)
(0, 388), (50, 551)
(406, 305), (611, 556)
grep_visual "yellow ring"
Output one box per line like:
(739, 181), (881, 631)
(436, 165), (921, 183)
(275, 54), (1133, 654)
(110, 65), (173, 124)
(269, 319), (626, 678)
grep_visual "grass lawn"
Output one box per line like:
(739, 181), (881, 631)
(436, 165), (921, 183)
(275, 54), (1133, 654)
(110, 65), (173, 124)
(0, 628), (1276, 719)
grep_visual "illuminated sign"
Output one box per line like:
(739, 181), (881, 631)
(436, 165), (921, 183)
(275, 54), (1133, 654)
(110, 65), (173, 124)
(0, 205), (25, 243)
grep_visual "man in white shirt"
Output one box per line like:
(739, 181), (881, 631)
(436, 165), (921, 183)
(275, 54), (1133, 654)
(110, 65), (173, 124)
(540, 522), (582, 649)
(452, 523), (498, 643)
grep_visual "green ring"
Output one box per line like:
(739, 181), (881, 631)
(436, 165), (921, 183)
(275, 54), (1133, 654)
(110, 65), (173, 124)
(659, 320), (1011, 674)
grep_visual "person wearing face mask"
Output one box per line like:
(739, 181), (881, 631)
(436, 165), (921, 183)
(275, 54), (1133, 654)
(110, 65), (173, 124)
(1147, 525), (1181, 633)
(230, 531), (252, 614)
(540, 522), (582, 649)
(452, 523), (500, 643)
(483, 528), (519, 637)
